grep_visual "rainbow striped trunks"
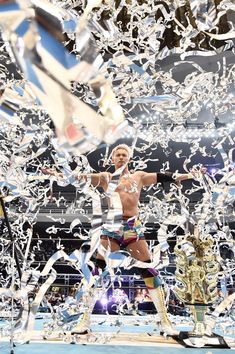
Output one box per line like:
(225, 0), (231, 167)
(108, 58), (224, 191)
(101, 217), (145, 247)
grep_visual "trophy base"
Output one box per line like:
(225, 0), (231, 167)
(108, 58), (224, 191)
(177, 331), (231, 348)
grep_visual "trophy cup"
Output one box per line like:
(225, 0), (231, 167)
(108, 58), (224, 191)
(174, 229), (223, 347)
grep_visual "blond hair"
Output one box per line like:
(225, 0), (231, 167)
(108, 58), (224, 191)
(111, 144), (131, 158)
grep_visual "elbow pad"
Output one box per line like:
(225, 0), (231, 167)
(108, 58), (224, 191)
(157, 172), (175, 183)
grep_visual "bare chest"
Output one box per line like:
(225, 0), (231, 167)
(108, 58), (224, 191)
(115, 175), (139, 194)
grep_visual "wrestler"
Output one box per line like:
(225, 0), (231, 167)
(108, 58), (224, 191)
(43, 144), (203, 336)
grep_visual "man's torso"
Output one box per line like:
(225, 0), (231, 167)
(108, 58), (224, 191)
(101, 171), (144, 217)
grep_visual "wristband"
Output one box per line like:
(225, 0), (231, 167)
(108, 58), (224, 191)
(157, 172), (175, 183)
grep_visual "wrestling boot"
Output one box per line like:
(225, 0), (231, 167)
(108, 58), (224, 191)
(71, 288), (98, 335)
(71, 310), (91, 335)
(148, 286), (179, 337)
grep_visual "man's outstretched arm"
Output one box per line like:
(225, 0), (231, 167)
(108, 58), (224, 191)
(41, 168), (108, 188)
(141, 168), (207, 186)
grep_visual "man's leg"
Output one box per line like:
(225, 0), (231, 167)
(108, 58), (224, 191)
(127, 239), (179, 336)
(72, 237), (120, 334)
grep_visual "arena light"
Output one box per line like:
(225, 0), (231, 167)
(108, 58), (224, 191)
(99, 297), (108, 305)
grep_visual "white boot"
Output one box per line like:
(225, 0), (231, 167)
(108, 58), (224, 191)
(71, 288), (98, 335)
(148, 287), (179, 336)
(71, 310), (91, 335)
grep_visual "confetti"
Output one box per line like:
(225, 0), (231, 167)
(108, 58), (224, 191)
(0, 0), (234, 345)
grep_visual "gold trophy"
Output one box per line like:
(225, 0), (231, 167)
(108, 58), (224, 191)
(174, 230), (220, 338)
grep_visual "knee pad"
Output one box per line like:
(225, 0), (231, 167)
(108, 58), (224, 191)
(144, 274), (162, 289)
(138, 260), (162, 289)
